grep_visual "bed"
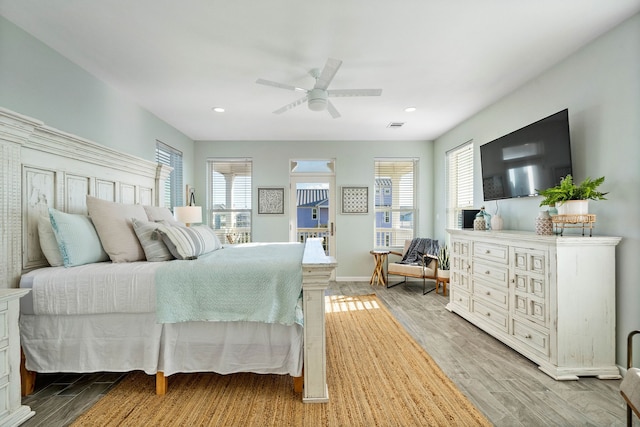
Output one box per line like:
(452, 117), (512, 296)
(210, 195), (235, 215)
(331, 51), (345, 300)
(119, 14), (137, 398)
(0, 107), (336, 403)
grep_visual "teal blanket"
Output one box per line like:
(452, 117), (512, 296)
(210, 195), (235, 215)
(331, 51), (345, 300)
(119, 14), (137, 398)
(155, 242), (304, 325)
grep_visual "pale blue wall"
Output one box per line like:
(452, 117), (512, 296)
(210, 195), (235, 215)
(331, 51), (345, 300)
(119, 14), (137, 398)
(0, 16), (194, 183)
(194, 140), (434, 279)
(433, 13), (640, 367)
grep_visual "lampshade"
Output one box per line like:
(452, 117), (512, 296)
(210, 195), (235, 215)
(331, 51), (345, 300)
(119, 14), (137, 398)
(174, 206), (202, 226)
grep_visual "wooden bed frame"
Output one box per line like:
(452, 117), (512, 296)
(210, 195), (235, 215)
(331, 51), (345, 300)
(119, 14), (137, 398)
(0, 107), (336, 403)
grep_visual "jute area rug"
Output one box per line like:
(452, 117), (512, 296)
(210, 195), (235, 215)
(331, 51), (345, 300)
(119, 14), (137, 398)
(72, 294), (490, 426)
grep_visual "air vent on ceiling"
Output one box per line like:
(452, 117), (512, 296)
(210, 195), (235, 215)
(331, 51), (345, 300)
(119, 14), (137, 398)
(387, 122), (405, 128)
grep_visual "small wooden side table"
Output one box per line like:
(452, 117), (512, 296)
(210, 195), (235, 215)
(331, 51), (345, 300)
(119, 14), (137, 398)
(370, 250), (389, 286)
(436, 275), (449, 297)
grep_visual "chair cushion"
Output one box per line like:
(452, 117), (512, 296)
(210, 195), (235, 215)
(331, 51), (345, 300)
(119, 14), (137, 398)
(388, 259), (436, 278)
(621, 367), (640, 417)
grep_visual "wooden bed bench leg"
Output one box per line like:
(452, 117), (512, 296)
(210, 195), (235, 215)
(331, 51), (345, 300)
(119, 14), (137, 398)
(156, 371), (168, 395)
(293, 375), (303, 393)
(20, 348), (36, 396)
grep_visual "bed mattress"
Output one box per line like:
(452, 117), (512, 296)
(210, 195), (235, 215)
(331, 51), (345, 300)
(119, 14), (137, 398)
(20, 261), (162, 315)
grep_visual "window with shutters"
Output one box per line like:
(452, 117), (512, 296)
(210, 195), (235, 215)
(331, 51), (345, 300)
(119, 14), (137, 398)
(374, 159), (417, 248)
(208, 159), (252, 244)
(446, 141), (474, 229)
(155, 141), (183, 209)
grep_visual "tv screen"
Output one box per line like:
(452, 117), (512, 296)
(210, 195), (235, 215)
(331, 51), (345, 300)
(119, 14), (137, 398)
(480, 109), (572, 201)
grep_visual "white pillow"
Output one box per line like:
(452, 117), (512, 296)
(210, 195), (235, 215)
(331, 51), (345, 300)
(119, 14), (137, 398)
(132, 218), (174, 262)
(48, 208), (109, 267)
(156, 223), (222, 260)
(86, 195), (148, 262)
(38, 216), (64, 267)
(143, 205), (181, 224)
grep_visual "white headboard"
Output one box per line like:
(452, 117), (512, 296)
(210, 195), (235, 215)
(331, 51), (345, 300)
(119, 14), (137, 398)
(0, 107), (172, 287)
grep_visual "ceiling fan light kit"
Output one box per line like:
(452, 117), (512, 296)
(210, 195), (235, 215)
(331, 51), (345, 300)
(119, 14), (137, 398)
(256, 57), (382, 118)
(308, 89), (328, 111)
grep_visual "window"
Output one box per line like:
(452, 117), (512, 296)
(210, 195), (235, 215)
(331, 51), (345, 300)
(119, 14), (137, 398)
(374, 159), (417, 248)
(208, 159), (252, 243)
(446, 141), (474, 229)
(312, 207), (318, 220)
(155, 141), (183, 209)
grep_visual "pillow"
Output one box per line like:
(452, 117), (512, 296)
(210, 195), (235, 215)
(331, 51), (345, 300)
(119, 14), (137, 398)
(48, 208), (109, 267)
(131, 218), (174, 262)
(38, 216), (64, 267)
(86, 195), (148, 262)
(156, 223), (222, 260)
(143, 205), (181, 225)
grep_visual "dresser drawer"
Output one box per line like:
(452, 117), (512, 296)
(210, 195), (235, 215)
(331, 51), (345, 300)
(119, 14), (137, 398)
(450, 288), (471, 312)
(512, 319), (550, 357)
(514, 294), (547, 326)
(0, 310), (7, 342)
(473, 280), (508, 309)
(473, 242), (508, 264)
(472, 261), (508, 286)
(472, 299), (508, 332)
(451, 270), (471, 292)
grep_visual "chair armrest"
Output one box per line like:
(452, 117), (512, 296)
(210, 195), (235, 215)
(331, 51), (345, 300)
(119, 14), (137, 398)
(422, 254), (438, 270)
(389, 250), (403, 257)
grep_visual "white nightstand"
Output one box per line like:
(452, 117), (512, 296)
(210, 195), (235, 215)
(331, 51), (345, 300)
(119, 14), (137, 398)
(0, 289), (33, 426)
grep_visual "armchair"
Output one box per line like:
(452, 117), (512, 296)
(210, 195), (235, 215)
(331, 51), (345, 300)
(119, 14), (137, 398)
(386, 238), (439, 295)
(621, 330), (640, 427)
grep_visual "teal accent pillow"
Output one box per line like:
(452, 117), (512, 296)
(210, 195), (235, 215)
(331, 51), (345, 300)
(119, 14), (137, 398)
(48, 208), (109, 267)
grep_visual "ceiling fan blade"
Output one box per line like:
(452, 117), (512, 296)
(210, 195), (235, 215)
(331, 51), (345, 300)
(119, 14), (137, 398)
(273, 95), (308, 114)
(314, 58), (342, 90)
(326, 100), (341, 119)
(327, 89), (383, 97)
(256, 78), (304, 92)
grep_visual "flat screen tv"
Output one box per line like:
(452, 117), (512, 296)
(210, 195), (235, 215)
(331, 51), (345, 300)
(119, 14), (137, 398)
(480, 109), (572, 201)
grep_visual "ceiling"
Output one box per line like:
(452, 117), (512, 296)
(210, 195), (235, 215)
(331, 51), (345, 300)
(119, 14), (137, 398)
(1, 1), (639, 142)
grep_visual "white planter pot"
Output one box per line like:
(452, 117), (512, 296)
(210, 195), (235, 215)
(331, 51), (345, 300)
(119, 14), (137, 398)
(557, 200), (589, 215)
(438, 270), (450, 280)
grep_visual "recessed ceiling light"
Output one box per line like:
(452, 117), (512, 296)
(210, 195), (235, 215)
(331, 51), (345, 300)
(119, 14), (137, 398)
(212, 107), (225, 113)
(404, 107), (417, 113)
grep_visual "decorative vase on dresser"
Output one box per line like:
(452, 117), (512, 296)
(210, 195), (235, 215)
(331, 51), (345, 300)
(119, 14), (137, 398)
(446, 228), (621, 380)
(0, 289), (34, 426)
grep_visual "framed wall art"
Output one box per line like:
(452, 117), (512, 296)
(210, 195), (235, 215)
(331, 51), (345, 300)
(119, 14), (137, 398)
(341, 186), (369, 214)
(258, 187), (285, 214)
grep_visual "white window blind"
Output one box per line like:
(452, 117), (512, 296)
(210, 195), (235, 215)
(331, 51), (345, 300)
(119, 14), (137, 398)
(208, 159), (252, 243)
(155, 141), (183, 209)
(374, 159), (417, 248)
(446, 141), (474, 228)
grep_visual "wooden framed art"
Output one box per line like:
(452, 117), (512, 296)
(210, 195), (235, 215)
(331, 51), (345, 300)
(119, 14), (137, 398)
(341, 186), (368, 214)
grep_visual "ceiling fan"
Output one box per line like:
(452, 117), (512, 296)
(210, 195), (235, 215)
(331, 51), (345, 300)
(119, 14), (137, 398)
(256, 58), (382, 118)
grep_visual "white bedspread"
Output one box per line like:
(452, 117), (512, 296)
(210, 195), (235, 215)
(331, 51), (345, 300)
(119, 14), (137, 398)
(27, 261), (162, 315)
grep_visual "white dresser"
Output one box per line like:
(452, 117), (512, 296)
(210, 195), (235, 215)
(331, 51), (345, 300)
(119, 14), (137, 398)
(446, 229), (621, 380)
(0, 289), (33, 426)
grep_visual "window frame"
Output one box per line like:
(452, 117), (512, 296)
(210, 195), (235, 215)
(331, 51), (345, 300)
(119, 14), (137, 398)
(155, 140), (183, 209)
(374, 158), (418, 249)
(445, 140), (474, 229)
(207, 158), (253, 243)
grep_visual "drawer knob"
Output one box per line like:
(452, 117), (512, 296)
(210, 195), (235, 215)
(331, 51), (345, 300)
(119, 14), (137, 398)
(524, 334), (532, 339)
(486, 312), (491, 317)
(485, 250), (491, 254)
(486, 291), (491, 295)
(485, 270), (490, 275)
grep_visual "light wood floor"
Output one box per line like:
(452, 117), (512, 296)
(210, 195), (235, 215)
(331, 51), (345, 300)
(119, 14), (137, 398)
(21, 280), (632, 426)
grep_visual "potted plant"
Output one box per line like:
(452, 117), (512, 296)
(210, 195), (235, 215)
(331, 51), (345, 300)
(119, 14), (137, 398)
(537, 175), (607, 215)
(437, 245), (450, 278)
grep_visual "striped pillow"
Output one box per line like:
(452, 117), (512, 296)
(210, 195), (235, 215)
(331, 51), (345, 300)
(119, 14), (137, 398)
(131, 218), (174, 262)
(156, 223), (222, 260)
